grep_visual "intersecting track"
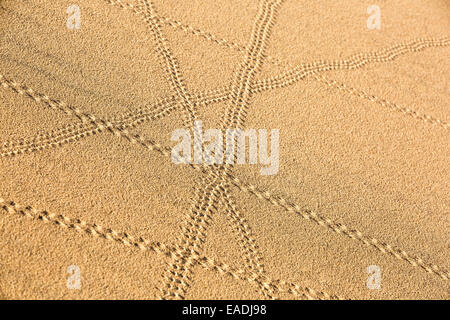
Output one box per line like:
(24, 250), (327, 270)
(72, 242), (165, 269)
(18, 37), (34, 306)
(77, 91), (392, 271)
(1, 35), (448, 155)
(144, 0), (285, 300)
(2, 36), (449, 155)
(0, 198), (336, 300)
(0, 0), (449, 299)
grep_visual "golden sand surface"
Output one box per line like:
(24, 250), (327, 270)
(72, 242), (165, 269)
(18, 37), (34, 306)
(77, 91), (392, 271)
(0, 0), (449, 299)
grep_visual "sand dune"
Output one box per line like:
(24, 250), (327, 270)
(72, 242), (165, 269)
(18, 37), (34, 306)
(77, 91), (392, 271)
(0, 0), (449, 299)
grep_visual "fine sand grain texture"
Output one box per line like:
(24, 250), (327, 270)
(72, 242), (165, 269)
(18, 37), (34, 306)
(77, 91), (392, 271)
(0, 0), (449, 299)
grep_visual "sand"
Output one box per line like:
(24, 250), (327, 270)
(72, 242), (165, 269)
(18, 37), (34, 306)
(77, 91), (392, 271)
(0, 0), (449, 299)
